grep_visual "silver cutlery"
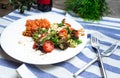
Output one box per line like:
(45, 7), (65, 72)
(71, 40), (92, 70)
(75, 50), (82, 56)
(73, 43), (118, 77)
(73, 41), (118, 78)
(91, 35), (107, 78)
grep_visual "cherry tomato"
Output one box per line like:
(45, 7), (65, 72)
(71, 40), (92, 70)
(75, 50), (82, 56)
(58, 29), (68, 39)
(43, 40), (54, 53)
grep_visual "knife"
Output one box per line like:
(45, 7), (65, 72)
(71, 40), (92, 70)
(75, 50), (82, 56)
(73, 42), (118, 77)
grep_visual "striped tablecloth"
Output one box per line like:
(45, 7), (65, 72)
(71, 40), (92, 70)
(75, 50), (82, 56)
(0, 8), (120, 78)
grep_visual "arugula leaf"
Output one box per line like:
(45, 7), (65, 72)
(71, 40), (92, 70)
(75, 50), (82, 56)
(66, 27), (71, 34)
(58, 23), (64, 27)
(50, 34), (59, 46)
(75, 39), (82, 44)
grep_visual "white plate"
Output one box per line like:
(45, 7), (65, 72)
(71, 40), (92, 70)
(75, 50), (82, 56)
(0, 13), (87, 65)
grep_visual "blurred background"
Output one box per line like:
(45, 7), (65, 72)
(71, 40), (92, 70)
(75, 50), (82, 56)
(0, 0), (120, 18)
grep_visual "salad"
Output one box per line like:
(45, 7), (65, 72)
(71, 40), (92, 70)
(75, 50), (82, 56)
(23, 18), (85, 53)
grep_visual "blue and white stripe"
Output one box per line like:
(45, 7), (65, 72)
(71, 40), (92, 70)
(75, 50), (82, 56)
(0, 8), (120, 78)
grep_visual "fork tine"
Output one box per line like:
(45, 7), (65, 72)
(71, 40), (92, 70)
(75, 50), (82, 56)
(91, 36), (97, 46)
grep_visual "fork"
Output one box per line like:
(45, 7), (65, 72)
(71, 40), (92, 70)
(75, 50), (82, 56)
(73, 42), (118, 78)
(91, 35), (107, 78)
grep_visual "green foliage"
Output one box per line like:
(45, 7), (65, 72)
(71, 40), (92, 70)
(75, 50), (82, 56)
(9, 0), (35, 13)
(65, 0), (110, 21)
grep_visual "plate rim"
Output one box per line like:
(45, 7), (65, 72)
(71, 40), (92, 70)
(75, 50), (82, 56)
(0, 13), (87, 65)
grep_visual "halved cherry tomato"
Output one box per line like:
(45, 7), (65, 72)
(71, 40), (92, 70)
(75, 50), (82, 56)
(43, 40), (54, 53)
(58, 29), (68, 39)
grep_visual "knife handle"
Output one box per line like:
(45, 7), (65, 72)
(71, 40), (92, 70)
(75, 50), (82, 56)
(97, 50), (107, 78)
(73, 57), (98, 77)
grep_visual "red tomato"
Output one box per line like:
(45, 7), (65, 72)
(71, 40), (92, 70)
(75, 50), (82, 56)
(58, 29), (68, 39)
(43, 40), (54, 53)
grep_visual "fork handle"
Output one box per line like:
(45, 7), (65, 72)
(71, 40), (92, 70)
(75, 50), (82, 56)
(97, 50), (107, 78)
(73, 57), (98, 77)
